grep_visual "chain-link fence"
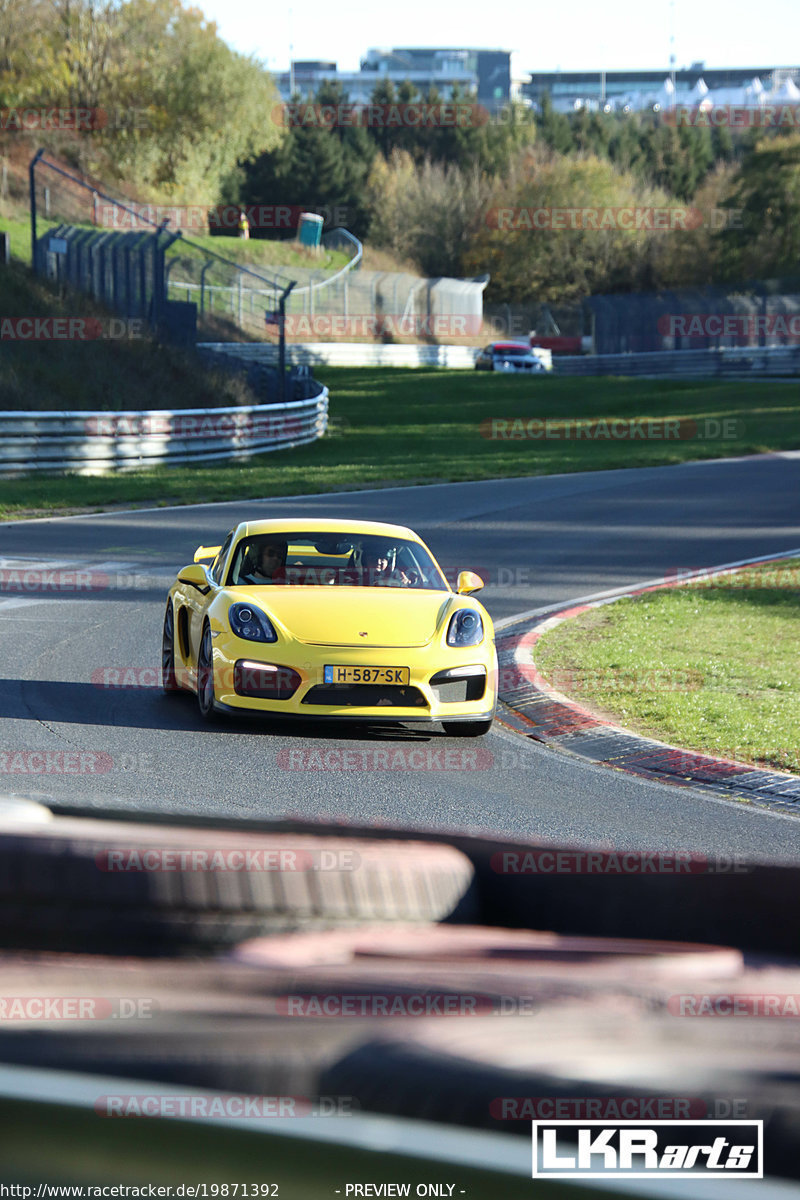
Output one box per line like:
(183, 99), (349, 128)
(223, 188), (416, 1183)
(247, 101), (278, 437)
(482, 301), (584, 345)
(29, 151), (491, 346)
(28, 152), (307, 345)
(276, 270), (489, 341)
(587, 283), (800, 355)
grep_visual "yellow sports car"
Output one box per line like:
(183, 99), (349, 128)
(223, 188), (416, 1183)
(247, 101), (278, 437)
(161, 518), (497, 736)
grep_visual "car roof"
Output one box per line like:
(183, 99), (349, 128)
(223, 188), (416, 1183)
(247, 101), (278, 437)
(491, 342), (532, 351)
(235, 518), (421, 542)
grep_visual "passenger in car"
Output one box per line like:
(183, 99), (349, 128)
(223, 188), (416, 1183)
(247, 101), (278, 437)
(361, 544), (416, 587)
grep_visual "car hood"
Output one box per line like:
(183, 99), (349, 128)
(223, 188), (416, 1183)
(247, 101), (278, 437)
(229, 586), (453, 648)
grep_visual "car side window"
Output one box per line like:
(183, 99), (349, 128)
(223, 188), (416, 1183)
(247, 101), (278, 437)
(211, 533), (233, 585)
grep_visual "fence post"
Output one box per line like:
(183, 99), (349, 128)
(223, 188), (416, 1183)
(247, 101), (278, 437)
(278, 281), (295, 403)
(123, 240), (131, 316)
(28, 148), (44, 269)
(139, 242), (147, 321)
(98, 239), (106, 302)
(200, 260), (212, 317)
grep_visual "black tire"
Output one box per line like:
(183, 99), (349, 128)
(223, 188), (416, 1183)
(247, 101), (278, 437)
(197, 621), (216, 718)
(0, 953), (366, 1097)
(0, 823), (478, 954)
(161, 599), (180, 693)
(442, 719), (493, 737)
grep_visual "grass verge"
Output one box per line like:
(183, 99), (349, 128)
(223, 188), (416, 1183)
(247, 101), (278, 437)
(0, 217), (350, 272)
(534, 558), (800, 774)
(0, 261), (260, 414)
(0, 367), (798, 519)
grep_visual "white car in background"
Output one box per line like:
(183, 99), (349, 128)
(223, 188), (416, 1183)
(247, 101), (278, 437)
(475, 342), (548, 373)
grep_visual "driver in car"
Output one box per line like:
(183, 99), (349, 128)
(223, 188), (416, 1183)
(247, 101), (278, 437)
(240, 539), (288, 584)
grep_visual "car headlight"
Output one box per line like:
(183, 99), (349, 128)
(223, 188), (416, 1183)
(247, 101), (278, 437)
(446, 608), (484, 647)
(229, 603), (277, 643)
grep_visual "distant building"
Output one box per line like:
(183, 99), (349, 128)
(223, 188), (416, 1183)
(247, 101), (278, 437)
(273, 52), (800, 118)
(523, 64), (800, 113)
(274, 48), (526, 111)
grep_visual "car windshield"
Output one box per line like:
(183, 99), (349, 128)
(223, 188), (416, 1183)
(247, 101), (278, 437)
(495, 346), (530, 357)
(227, 531), (449, 589)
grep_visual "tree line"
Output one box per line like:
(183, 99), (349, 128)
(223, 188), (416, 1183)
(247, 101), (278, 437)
(2, 0), (798, 302)
(244, 80), (800, 301)
(0, 0), (281, 205)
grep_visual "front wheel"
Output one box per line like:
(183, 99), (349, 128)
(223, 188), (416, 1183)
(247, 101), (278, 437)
(161, 600), (179, 693)
(197, 623), (217, 719)
(442, 719), (493, 738)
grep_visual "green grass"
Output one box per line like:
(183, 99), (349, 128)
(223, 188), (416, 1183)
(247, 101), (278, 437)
(1, 366), (798, 518)
(176, 232), (349, 273)
(534, 559), (800, 774)
(0, 217), (37, 262)
(0, 216), (349, 272)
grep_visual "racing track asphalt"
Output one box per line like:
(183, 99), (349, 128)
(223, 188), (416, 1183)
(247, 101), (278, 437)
(1, 450), (799, 860)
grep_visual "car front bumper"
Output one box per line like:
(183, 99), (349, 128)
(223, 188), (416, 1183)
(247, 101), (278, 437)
(209, 638), (498, 723)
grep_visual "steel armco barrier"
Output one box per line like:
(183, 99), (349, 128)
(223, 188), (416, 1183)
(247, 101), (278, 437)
(200, 342), (480, 368)
(199, 342), (554, 370)
(553, 345), (800, 377)
(199, 341), (800, 376)
(0, 392), (328, 476)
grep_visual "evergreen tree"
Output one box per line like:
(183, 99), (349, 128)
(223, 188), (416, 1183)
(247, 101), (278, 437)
(716, 134), (800, 279)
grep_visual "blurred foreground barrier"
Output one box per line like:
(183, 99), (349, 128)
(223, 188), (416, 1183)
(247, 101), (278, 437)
(0, 390), (328, 476)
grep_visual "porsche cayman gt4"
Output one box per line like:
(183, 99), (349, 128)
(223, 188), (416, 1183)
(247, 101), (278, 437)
(162, 519), (497, 735)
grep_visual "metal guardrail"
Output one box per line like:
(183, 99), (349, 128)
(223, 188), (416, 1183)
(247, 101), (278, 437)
(200, 341), (481, 368)
(199, 342), (554, 370)
(554, 345), (800, 377)
(0, 392), (328, 476)
(196, 341), (800, 376)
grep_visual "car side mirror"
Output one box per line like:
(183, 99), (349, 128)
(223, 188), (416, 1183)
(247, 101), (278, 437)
(457, 570), (484, 595)
(178, 563), (211, 592)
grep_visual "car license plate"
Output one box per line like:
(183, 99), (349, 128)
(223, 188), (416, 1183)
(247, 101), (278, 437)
(324, 665), (410, 685)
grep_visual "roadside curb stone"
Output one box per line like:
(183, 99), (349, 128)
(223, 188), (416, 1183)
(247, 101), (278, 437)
(495, 553), (800, 814)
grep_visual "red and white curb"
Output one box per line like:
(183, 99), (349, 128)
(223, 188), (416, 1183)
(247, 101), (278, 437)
(494, 551), (800, 812)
